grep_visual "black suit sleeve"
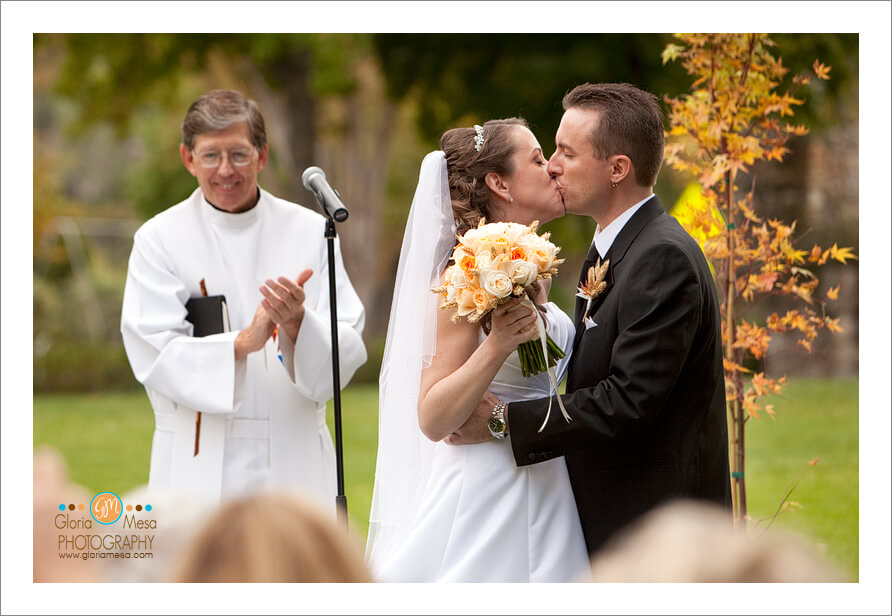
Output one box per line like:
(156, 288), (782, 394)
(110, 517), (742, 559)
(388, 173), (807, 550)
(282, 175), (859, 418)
(508, 241), (703, 466)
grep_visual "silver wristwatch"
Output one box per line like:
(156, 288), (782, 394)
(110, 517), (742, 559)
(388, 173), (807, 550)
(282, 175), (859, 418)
(488, 401), (508, 440)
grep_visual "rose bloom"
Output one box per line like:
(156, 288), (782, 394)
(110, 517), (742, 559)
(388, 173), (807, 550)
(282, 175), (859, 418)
(479, 269), (513, 299)
(473, 250), (493, 271)
(476, 222), (506, 238)
(504, 222), (533, 244)
(514, 233), (539, 255)
(518, 235), (557, 271)
(491, 252), (510, 270)
(482, 222), (527, 244)
(500, 259), (538, 287)
(491, 236), (511, 254)
(452, 245), (473, 264)
(448, 265), (469, 286)
(469, 234), (494, 253)
(459, 228), (482, 252)
(456, 287), (478, 317)
(530, 246), (556, 271)
(443, 265), (469, 303)
(458, 254), (477, 274)
(472, 287), (493, 313)
(478, 250), (509, 271)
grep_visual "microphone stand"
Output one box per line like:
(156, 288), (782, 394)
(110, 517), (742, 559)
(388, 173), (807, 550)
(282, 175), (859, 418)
(320, 209), (348, 528)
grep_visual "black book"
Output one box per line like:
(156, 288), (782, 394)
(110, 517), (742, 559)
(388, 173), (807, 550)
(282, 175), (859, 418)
(185, 295), (231, 337)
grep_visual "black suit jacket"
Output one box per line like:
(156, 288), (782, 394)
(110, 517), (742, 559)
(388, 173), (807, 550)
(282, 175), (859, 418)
(507, 196), (731, 555)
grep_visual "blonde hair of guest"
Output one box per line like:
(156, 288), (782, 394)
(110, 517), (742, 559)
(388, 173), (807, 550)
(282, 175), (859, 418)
(170, 491), (372, 583)
(587, 499), (845, 582)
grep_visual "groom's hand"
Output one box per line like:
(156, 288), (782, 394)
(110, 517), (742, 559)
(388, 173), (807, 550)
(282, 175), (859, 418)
(444, 391), (501, 445)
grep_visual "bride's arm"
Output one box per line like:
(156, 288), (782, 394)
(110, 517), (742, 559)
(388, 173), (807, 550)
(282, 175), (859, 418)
(417, 298), (538, 442)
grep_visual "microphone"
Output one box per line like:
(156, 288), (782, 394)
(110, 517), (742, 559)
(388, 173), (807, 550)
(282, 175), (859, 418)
(301, 166), (349, 222)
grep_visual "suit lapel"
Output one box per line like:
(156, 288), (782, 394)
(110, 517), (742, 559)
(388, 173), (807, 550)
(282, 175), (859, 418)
(572, 196), (665, 342)
(604, 195), (664, 269)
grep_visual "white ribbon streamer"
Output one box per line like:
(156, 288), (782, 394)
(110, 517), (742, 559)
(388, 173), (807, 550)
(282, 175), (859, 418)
(519, 296), (571, 432)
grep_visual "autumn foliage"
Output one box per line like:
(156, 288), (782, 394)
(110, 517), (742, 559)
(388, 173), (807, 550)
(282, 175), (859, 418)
(662, 34), (856, 522)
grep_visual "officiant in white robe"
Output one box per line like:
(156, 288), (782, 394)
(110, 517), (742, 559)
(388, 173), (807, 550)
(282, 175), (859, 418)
(120, 90), (367, 511)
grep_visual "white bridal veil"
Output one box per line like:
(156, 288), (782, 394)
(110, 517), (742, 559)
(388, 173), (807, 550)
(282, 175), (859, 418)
(366, 151), (456, 568)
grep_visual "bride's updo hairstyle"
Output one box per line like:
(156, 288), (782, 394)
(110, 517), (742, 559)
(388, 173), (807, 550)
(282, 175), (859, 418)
(440, 118), (528, 235)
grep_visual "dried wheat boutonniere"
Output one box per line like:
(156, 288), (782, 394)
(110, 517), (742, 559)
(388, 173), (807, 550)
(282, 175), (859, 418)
(577, 258), (609, 322)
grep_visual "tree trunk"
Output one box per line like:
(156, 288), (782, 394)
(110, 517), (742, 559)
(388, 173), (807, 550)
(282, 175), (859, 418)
(270, 51), (316, 202)
(729, 399), (740, 521)
(314, 57), (398, 340)
(246, 51), (398, 344)
(723, 171), (746, 523)
(733, 361), (747, 524)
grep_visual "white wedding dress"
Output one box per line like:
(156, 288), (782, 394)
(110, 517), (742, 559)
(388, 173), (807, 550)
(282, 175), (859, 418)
(373, 302), (590, 582)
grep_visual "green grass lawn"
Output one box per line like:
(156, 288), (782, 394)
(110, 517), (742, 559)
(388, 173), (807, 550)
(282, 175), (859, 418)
(33, 386), (381, 540)
(739, 378), (858, 580)
(34, 378), (858, 578)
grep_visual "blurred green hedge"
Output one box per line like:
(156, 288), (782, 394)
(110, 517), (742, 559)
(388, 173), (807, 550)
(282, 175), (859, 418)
(34, 340), (139, 393)
(34, 335), (386, 394)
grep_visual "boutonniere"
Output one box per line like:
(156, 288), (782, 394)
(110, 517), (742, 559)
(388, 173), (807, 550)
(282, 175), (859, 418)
(577, 258), (609, 322)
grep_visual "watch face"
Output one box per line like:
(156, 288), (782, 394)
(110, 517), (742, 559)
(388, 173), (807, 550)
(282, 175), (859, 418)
(488, 416), (505, 434)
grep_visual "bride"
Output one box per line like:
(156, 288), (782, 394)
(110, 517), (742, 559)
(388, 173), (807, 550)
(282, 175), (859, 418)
(367, 118), (589, 582)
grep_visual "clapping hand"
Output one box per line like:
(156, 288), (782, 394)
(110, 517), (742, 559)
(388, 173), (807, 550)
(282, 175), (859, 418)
(260, 268), (314, 342)
(234, 302), (276, 360)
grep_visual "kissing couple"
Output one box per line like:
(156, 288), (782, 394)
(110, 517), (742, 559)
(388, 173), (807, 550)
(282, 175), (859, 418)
(367, 82), (732, 582)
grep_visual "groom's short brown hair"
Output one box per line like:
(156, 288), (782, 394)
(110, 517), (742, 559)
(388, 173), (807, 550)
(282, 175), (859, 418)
(563, 83), (665, 188)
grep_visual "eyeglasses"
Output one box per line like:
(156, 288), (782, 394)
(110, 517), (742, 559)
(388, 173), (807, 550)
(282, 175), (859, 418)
(193, 148), (257, 168)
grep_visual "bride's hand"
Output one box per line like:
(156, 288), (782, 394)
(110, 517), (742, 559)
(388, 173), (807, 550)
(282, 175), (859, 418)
(525, 279), (550, 305)
(487, 297), (540, 357)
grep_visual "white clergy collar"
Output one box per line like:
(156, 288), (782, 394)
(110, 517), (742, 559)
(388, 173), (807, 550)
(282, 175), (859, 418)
(592, 194), (655, 259)
(201, 187), (264, 229)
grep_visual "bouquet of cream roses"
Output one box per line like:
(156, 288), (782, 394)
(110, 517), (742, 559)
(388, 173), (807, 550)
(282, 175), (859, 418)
(432, 219), (566, 377)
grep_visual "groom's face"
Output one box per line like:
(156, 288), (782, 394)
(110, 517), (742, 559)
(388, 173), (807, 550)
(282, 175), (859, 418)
(548, 108), (611, 219)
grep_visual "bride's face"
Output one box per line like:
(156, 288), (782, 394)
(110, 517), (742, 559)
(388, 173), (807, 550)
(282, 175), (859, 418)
(504, 127), (565, 226)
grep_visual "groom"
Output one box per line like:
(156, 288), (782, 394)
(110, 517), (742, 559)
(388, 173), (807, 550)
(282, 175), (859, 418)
(449, 83), (731, 555)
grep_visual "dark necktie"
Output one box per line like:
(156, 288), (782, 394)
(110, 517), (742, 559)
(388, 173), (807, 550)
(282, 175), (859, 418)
(574, 241), (603, 325)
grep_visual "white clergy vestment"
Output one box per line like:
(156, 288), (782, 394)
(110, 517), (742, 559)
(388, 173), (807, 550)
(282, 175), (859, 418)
(121, 187), (367, 511)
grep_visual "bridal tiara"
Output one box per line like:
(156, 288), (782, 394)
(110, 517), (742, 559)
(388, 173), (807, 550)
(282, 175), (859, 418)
(473, 125), (485, 152)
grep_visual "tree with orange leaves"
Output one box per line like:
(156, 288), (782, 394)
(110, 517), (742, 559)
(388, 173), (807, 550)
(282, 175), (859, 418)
(662, 34), (856, 522)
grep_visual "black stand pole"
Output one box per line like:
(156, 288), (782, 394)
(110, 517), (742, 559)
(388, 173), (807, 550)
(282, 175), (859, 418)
(323, 217), (348, 528)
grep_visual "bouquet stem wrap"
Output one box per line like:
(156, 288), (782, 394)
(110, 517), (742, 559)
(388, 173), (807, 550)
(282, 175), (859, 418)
(519, 295), (572, 432)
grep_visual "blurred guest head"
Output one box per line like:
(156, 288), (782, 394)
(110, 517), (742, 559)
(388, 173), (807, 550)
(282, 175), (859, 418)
(587, 500), (846, 582)
(169, 491), (372, 582)
(33, 447), (98, 582)
(97, 485), (212, 582)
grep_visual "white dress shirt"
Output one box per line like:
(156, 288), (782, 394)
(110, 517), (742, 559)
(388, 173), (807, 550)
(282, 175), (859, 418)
(592, 194), (655, 259)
